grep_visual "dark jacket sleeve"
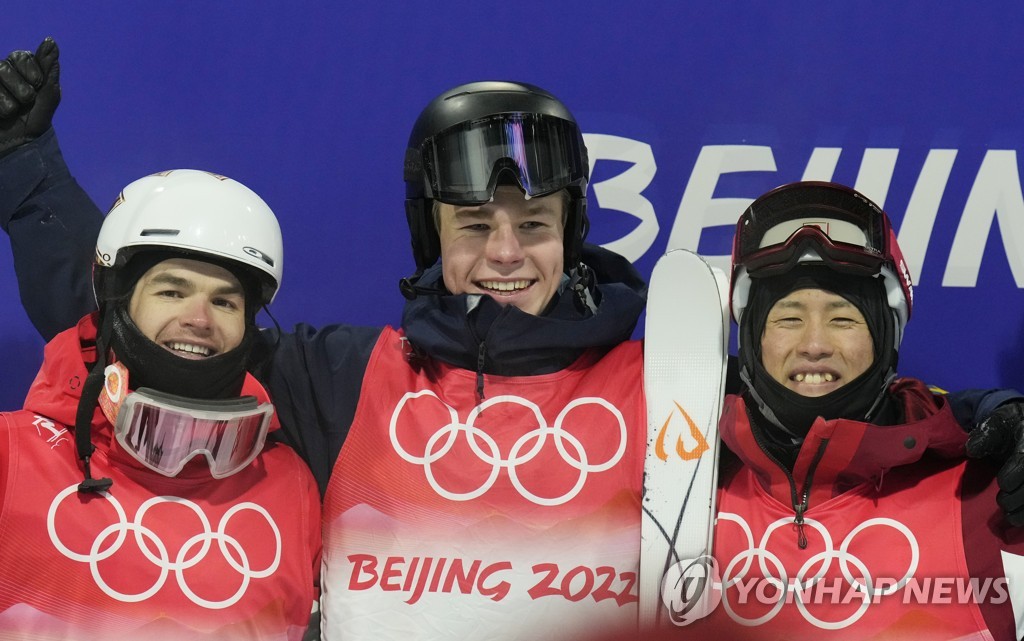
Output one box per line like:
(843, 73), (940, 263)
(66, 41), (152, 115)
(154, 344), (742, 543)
(0, 129), (101, 341)
(946, 387), (1024, 431)
(255, 322), (383, 496)
(960, 456), (1024, 641)
(725, 354), (741, 395)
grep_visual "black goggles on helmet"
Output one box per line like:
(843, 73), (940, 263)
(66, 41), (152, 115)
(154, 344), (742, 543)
(732, 183), (894, 279)
(419, 113), (586, 205)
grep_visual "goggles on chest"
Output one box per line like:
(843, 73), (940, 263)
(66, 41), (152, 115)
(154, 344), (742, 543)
(101, 364), (273, 479)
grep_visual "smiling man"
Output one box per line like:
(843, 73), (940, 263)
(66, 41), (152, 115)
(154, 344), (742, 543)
(307, 81), (649, 641)
(436, 186), (566, 316)
(761, 288), (875, 395)
(0, 170), (321, 640)
(684, 181), (1024, 640)
(128, 258), (247, 357)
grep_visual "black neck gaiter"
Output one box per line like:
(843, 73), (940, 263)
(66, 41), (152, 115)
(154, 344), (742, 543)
(107, 304), (254, 399)
(739, 267), (898, 441)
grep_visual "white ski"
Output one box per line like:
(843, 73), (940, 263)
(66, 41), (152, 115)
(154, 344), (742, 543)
(639, 248), (730, 630)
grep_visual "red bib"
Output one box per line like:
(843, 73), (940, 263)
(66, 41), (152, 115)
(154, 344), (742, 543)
(322, 327), (646, 640)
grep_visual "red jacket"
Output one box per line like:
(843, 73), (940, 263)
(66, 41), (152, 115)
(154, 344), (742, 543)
(691, 379), (1024, 640)
(0, 314), (322, 640)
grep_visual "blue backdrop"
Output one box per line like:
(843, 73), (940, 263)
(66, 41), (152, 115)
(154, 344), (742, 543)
(2, 1), (1023, 410)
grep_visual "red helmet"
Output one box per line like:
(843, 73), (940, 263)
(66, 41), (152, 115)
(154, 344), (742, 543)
(730, 181), (913, 347)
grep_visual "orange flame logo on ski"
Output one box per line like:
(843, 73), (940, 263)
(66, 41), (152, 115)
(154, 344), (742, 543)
(655, 401), (709, 461)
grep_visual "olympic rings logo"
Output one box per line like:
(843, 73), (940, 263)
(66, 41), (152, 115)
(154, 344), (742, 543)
(47, 485), (281, 609)
(716, 512), (919, 629)
(389, 391), (627, 505)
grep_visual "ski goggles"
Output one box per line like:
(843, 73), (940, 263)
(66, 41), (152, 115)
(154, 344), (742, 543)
(419, 112), (586, 204)
(732, 182), (896, 279)
(113, 387), (273, 479)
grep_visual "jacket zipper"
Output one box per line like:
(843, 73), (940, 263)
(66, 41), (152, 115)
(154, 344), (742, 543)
(475, 341), (487, 401)
(465, 307), (489, 403)
(792, 439), (828, 549)
(749, 425), (829, 549)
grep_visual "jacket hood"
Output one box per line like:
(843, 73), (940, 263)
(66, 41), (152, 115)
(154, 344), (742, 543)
(400, 243), (647, 376)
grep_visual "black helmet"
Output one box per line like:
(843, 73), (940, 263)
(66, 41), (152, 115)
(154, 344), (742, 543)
(403, 81), (590, 273)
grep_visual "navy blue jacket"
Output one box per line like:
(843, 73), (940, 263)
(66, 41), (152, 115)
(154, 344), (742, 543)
(0, 129), (102, 340)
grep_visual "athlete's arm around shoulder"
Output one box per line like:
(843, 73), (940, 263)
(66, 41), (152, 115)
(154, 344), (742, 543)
(254, 322), (385, 495)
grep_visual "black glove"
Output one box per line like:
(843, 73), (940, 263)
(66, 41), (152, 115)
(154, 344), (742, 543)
(966, 401), (1024, 526)
(0, 37), (61, 158)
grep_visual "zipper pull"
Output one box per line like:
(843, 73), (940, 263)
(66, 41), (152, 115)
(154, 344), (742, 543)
(476, 341), (487, 402)
(794, 492), (809, 550)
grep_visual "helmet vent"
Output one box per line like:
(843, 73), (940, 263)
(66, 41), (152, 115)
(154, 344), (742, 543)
(140, 229), (181, 237)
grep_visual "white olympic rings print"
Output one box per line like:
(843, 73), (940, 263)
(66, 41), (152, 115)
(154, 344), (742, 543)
(389, 390), (627, 505)
(717, 512), (919, 629)
(47, 484), (281, 609)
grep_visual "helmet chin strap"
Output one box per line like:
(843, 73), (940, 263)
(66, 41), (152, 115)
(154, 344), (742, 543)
(399, 271), (449, 300)
(75, 367), (115, 493)
(568, 262), (596, 314)
(399, 261), (597, 316)
(74, 312), (115, 493)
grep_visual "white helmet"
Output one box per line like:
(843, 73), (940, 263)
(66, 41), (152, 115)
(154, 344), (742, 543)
(95, 169), (283, 304)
